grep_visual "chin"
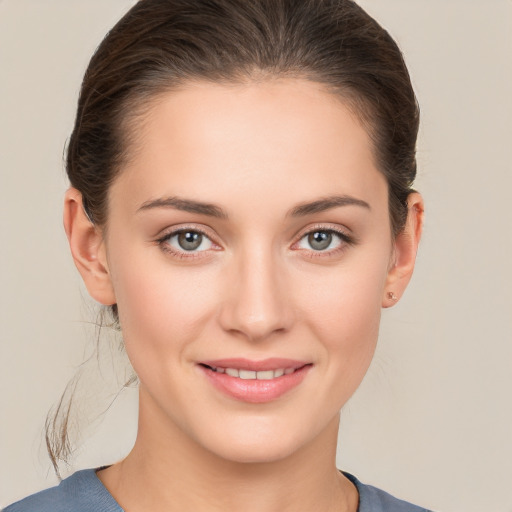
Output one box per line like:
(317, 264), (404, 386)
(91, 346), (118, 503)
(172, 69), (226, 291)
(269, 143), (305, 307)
(193, 413), (335, 465)
(207, 435), (303, 465)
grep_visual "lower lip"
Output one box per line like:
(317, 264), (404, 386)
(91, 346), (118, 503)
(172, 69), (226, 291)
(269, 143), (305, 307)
(200, 365), (312, 403)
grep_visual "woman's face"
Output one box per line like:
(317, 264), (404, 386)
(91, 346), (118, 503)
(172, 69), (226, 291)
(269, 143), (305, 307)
(101, 79), (396, 463)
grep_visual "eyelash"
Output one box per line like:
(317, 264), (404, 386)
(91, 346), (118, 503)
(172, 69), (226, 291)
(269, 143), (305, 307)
(156, 226), (218, 260)
(292, 225), (356, 259)
(156, 225), (356, 260)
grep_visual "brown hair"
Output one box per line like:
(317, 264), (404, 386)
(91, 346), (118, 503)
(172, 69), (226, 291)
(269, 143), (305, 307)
(49, 0), (419, 475)
(68, 0), (418, 232)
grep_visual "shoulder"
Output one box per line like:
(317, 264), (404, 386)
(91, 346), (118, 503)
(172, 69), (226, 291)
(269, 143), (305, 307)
(3, 469), (123, 512)
(343, 473), (434, 512)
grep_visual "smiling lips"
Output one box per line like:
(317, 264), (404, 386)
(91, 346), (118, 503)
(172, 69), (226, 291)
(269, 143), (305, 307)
(199, 358), (312, 403)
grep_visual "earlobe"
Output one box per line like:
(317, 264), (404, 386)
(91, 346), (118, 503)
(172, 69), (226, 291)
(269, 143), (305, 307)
(382, 192), (424, 308)
(63, 188), (116, 305)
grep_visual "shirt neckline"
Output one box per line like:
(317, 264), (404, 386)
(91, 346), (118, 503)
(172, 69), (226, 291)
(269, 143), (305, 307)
(80, 467), (364, 512)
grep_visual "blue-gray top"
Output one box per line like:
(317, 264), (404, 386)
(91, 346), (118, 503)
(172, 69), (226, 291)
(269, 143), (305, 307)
(4, 469), (433, 512)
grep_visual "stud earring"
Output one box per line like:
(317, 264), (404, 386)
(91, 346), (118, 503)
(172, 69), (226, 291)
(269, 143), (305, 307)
(387, 292), (399, 301)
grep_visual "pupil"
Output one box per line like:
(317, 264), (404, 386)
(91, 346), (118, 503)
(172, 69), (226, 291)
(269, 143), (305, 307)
(178, 231), (202, 251)
(308, 231), (332, 251)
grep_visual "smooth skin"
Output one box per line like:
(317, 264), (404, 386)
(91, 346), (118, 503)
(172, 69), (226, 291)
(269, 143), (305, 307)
(64, 78), (423, 512)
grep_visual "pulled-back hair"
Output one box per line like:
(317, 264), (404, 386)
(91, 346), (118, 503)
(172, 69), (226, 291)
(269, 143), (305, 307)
(68, 0), (418, 232)
(50, 0), (419, 475)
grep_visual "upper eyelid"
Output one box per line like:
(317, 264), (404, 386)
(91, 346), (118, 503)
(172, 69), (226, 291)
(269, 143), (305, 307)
(157, 224), (216, 241)
(293, 223), (352, 240)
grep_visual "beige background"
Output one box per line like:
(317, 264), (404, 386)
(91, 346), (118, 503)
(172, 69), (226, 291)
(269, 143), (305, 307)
(1, 1), (511, 510)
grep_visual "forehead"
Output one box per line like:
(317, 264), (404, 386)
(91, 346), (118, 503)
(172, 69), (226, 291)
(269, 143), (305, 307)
(110, 78), (387, 216)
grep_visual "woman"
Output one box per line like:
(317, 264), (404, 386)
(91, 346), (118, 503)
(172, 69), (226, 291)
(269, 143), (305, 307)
(4, 0), (429, 510)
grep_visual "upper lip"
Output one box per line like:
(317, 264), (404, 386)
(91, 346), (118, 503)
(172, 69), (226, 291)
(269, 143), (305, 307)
(199, 358), (310, 371)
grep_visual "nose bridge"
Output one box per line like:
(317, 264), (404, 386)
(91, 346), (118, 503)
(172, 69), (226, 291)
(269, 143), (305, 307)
(219, 241), (292, 341)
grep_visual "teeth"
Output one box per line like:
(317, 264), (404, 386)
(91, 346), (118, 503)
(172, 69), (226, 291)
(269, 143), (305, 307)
(256, 370), (274, 380)
(239, 370), (257, 379)
(212, 367), (295, 379)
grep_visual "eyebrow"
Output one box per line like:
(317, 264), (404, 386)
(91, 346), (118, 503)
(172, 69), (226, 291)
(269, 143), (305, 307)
(289, 195), (371, 217)
(137, 197), (228, 219)
(137, 194), (370, 219)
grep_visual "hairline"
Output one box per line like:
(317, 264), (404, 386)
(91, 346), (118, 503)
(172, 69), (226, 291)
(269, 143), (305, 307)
(99, 71), (389, 237)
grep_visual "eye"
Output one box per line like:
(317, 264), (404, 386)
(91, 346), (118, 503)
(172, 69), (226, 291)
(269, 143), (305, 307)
(304, 231), (338, 251)
(160, 229), (214, 254)
(294, 228), (353, 254)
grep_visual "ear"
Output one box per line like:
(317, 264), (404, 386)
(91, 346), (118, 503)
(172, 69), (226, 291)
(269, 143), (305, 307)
(63, 188), (116, 305)
(382, 192), (424, 308)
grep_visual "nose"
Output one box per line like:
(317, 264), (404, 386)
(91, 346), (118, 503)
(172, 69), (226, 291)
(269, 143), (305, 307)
(218, 247), (294, 342)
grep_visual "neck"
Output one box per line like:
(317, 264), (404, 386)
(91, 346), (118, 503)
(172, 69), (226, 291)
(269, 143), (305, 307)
(97, 390), (358, 512)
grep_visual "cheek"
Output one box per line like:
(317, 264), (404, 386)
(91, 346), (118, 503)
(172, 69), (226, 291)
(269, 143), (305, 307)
(109, 250), (221, 371)
(303, 253), (388, 324)
(297, 251), (390, 375)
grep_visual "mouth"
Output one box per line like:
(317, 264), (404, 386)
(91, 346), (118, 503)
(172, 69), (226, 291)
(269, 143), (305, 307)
(200, 364), (301, 380)
(198, 359), (313, 403)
